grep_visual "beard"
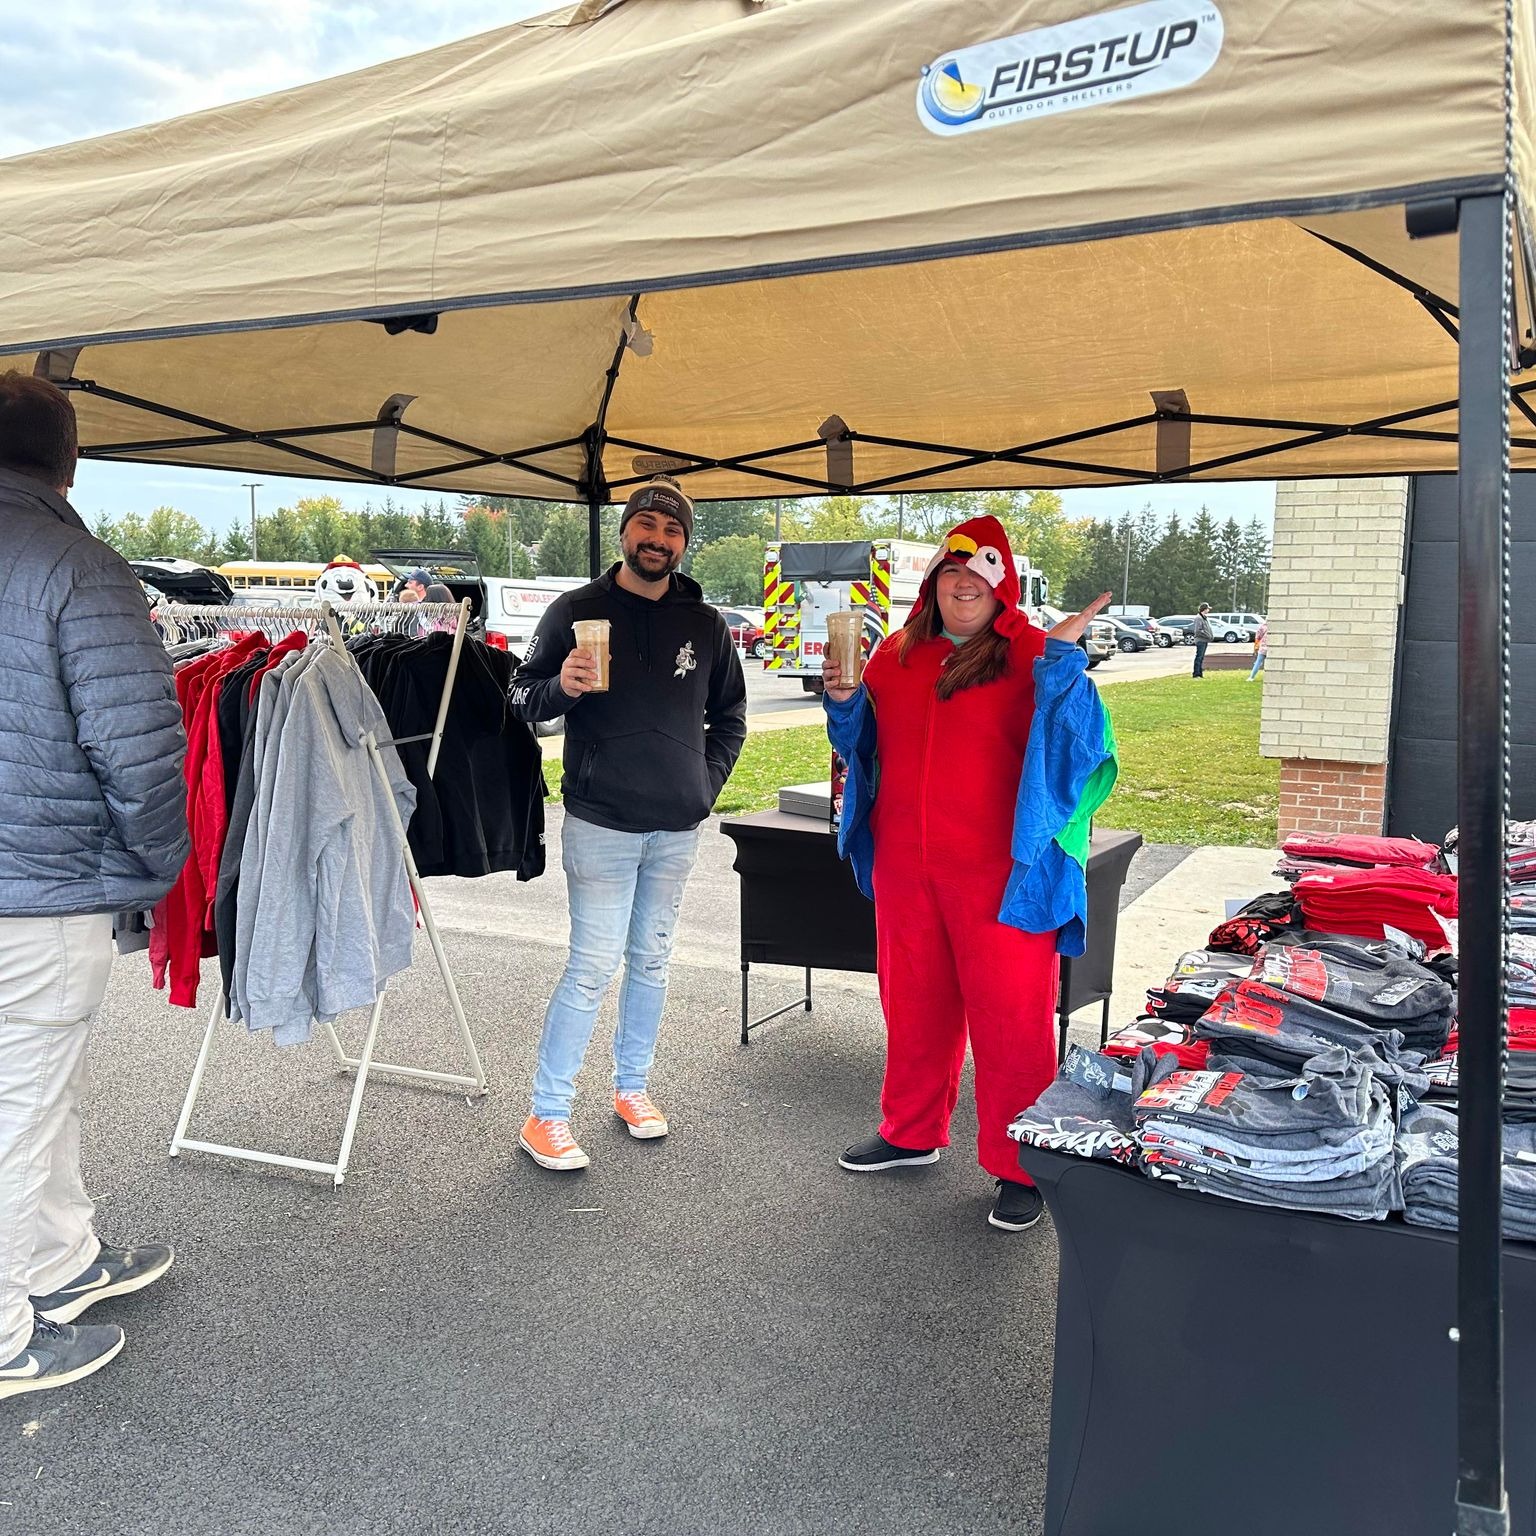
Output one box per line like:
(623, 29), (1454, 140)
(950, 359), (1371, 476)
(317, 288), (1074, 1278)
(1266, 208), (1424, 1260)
(622, 541), (682, 581)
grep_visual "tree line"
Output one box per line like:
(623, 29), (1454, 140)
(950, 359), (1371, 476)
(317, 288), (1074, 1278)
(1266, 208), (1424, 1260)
(89, 487), (1270, 614)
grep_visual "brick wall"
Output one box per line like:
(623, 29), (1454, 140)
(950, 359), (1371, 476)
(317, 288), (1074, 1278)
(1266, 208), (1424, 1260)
(1260, 478), (1408, 840)
(1278, 759), (1390, 837)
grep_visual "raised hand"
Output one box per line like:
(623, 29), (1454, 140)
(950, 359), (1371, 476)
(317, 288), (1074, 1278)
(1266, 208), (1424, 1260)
(1048, 591), (1113, 647)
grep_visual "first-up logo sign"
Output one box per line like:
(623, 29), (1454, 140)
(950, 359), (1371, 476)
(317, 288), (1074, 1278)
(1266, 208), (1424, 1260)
(917, 0), (1223, 136)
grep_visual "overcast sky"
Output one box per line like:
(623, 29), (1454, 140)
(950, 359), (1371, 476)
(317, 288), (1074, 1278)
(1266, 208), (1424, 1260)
(6, 2), (1274, 535)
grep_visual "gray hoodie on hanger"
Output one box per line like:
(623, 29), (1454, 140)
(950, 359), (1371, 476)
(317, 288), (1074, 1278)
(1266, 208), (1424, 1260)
(231, 646), (416, 1045)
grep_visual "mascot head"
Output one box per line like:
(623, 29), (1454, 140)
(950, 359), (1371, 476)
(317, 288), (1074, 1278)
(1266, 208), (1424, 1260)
(914, 514), (1029, 639)
(315, 556), (370, 606)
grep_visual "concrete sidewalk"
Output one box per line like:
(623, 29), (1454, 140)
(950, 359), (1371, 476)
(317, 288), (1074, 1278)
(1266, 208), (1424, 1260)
(5, 810), (1278, 1536)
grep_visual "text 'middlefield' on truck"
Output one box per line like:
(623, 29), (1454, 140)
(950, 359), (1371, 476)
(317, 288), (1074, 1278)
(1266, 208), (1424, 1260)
(763, 538), (1050, 693)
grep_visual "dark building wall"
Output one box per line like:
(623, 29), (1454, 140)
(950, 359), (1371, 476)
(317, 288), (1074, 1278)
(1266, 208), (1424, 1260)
(1386, 474), (1536, 840)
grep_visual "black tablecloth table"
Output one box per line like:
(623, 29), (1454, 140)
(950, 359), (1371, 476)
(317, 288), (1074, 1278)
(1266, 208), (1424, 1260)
(718, 812), (1141, 1047)
(1017, 1144), (1536, 1536)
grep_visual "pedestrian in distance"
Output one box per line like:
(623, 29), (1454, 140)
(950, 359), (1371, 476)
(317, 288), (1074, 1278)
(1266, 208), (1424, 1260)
(1248, 617), (1269, 681)
(509, 478), (747, 1170)
(0, 373), (187, 1402)
(822, 515), (1115, 1233)
(1191, 603), (1214, 678)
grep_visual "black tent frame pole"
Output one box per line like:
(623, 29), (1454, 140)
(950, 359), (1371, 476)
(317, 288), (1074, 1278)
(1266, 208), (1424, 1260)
(1455, 188), (1512, 1536)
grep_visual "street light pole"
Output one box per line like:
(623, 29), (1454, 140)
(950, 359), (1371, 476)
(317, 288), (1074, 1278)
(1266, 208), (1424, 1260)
(1122, 524), (1132, 605)
(242, 482), (262, 560)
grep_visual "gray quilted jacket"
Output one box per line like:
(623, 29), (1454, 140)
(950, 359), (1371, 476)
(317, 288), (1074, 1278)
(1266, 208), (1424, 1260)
(0, 469), (189, 916)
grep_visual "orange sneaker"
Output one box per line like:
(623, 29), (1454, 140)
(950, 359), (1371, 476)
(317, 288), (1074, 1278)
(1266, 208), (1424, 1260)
(519, 1116), (590, 1170)
(614, 1091), (669, 1140)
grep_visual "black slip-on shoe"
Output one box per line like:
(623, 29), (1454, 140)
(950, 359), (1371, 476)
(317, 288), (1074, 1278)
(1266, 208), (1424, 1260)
(988, 1179), (1045, 1231)
(838, 1134), (940, 1172)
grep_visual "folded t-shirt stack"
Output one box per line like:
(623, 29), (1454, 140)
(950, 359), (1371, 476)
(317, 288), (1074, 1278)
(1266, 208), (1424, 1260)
(1510, 935), (1536, 1009)
(1102, 1015), (1212, 1070)
(1133, 1046), (1400, 1220)
(1248, 933), (1455, 1058)
(1195, 974), (1430, 1093)
(1143, 950), (1254, 1024)
(1293, 867), (1459, 949)
(1008, 1045), (1180, 1166)
(1273, 833), (1443, 883)
(1397, 1104), (1536, 1240)
(1513, 893), (1536, 934)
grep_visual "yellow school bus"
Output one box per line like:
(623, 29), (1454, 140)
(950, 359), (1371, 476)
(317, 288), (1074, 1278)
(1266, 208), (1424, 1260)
(216, 561), (394, 598)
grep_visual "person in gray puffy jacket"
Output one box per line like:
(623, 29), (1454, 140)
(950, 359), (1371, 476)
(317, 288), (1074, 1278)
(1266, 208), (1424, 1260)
(0, 373), (187, 1404)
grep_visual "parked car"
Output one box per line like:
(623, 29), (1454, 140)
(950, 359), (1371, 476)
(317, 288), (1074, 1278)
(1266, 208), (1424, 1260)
(1085, 619), (1115, 669)
(1206, 610), (1264, 643)
(128, 557), (234, 606)
(1040, 605), (1112, 668)
(370, 548), (486, 636)
(1101, 615), (1154, 653)
(1111, 614), (1162, 645)
(718, 606), (767, 659)
(1154, 615), (1199, 645)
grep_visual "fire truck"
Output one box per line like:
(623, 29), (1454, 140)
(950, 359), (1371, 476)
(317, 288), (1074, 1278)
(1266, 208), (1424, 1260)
(763, 538), (1049, 692)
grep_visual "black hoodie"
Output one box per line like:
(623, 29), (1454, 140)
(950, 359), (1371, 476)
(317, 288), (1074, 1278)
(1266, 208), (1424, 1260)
(509, 565), (747, 833)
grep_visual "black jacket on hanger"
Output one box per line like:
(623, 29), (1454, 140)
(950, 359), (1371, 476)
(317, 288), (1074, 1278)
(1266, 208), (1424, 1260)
(354, 633), (546, 881)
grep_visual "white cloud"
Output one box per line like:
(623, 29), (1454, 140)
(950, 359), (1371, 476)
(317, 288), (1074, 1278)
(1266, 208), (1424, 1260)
(0, 0), (552, 159)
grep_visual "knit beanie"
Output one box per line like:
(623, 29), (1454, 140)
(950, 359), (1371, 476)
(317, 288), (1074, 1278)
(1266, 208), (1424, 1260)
(619, 476), (695, 543)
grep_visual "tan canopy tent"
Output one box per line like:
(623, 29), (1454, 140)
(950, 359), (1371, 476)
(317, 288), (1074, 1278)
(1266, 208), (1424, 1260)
(0, 0), (1533, 505)
(0, 3), (1530, 1529)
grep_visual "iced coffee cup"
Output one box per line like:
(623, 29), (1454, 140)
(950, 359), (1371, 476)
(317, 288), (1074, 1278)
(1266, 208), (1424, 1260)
(572, 618), (611, 692)
(825, 610), (863, 687)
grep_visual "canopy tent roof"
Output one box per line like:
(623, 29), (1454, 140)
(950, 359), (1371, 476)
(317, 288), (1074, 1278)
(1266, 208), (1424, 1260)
(0, 0), (1533, 501)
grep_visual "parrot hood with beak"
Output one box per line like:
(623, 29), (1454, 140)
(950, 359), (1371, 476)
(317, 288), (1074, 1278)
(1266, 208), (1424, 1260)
(914, 514), (1029, 639)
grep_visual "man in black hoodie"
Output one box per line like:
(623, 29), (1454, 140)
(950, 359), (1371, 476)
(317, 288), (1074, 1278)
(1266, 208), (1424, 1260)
(509, 479), (746, 1169)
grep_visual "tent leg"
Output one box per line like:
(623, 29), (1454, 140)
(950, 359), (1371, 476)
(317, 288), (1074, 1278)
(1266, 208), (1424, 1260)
(587, 490), (603, 581)
(1454, 189), (1512, 1536)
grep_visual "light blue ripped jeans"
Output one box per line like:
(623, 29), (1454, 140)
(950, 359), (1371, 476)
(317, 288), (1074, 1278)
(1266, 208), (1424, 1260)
(530, 814), (702, 1121)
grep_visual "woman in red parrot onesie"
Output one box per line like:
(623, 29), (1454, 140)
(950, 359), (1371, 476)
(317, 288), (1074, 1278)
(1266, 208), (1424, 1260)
(823, 515), (1111, 1232)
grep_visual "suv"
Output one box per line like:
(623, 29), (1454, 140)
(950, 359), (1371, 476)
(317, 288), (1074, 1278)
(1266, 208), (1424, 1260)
(1206, 611), (1264, 643)
(1154, 615), (1199, 645)
(129, 558), (234, 606)
(1102, 616), (1154, 653)
(370, 548), (486, 636)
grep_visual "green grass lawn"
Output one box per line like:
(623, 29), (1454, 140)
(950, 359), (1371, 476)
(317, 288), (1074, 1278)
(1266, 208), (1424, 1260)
(547, 671), (1278, 847)
(1091, 671), (1277, 847)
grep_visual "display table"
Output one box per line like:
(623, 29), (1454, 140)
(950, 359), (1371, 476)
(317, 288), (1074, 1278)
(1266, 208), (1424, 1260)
(1017, 1144), (1536, 1536)
(718, 813), (1141, 1048)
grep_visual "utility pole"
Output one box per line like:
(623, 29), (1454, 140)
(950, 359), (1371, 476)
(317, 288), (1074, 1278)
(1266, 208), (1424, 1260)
(773, 497), (782, 540)
(1122, 523), (1132, 606)
(242, 483), (262, 560)
(897, 492), (906, 539)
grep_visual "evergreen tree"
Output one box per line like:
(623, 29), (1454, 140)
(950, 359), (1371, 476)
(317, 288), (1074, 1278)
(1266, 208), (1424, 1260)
(1215, 516), (1246, 610)
(1143, 513), (1186, 615)
(1183, 506), (1224, 609)
(508, 543), (535, 579)
(458, 503), (512, 579)
(1240, 517), (1272, 611)
(536, 508), (593, 576)
(220, 525), (252, 561)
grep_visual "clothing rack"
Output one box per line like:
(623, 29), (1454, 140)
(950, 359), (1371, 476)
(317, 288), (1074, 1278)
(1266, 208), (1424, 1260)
(157, 599), (488, 1184)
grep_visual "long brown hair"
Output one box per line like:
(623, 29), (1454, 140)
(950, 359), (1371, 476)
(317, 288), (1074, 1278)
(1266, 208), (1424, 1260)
(896, 589), (1011, 700)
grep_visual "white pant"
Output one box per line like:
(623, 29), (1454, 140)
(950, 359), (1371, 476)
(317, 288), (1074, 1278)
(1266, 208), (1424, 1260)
(0, 914), (112, 1359)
